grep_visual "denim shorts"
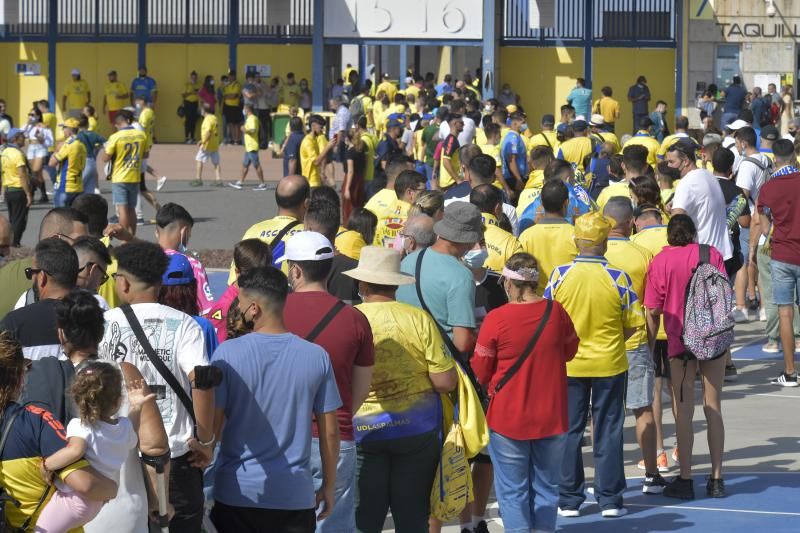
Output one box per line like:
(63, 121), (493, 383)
(243, 150), (261, 168)
(772, 259), (800, 306)
(196, 149), (220, 165)
(625, 344), (655, 409)
(311, 438), (355, 532)
(111, 182), (138, 207)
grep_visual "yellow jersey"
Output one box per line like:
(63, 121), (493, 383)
(98, 236), (120, 309)
(594, 96), (620, 124)
(223, 81), (242, 107)
(64, 79), (90, 109)
(243, 114), (260, 152)
(374, 199), (411, 247)
(474, 127), (487, 147)
(138, 107), (155, 153)
(53, 136), (87, 194)
(200, 114), (220, 152)
(439, 135), (460, 189)
(281, 83), (301, 107)
(591, 131), (621, 153)
(362, 132), (378, 183)
(0, 146), (27, 188)
(557, 136), (595, 171)
(544, 256), (645, 377)
(596, 181), (631, 210)
(526, 131), (559, 153)
(482, 213), (522, 274)
(104, 82), (129, 111)
(228, 215), (304, 283)
(364, 188), (397, 220)
(300, 133), (322, 187)
(183, 81), (200, 103)
(104, 127), (147, 184)
(376, 81), (397, 102)
(42, 113), (57, 153)
(518, 218), (577, 295)
(605, 238), (654, 350)
(336, 229), (367, 260)
(630, 224), (669, 340)
(657, 133), (697, 160)
(516, 169), (545, 219)
(624, 132), (661, 167)
(87, 116), (97, 132)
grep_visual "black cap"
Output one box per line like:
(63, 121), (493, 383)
(761, 125), (779, 141)
(541, 114), (555, 126)
(572, 120), (588, 132)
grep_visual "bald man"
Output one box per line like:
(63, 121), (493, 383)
(401, 214), (436, 255)
(228, 174), (310, 283)
(0, 207), (89, 317)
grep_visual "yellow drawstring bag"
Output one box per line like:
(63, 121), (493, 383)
(430, 402), (473, 521)
(441, 361), (490, 459)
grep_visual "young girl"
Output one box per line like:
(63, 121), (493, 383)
(36, 362), (150, 533)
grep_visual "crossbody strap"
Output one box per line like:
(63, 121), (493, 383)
(493, 299), (553, 395)
(699, 243), (710, 265)
(305, 301), (346, 343)
(120, 305), (197, 437)
(540, 133), (552, 149)
(269, 220), (301, 249)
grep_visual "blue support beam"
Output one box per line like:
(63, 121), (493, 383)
(358, 45), (367, 85)
(229, 0), (239, 71)
(47, 0), (57, 110)
(312, 0), (324, 112)
(675, 0), (684, 112)
(138, 0), (147, 68)
(482, 0), (496, 99)
(399, 45), (407, 89)
(584, 0), (593, 88)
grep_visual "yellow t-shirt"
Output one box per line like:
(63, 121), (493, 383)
(300, 133), (322, 187)
(592, 131), (621, 153)
(439, 135), (460, 189)
(53, 136), (87, 194)
(372, 101), (386, 137)
(138, 107), (155, 152)
(518, 218), (577, 295)
(362, 132), (377, 183)
(479, 143), (502, 170)
(544, 256), (645, 377)
(516, 169), (545, 218)
(104, 127), (147, 184)
(87, 116), (97, 132)
(364, 188), (397, 220)
(605, 238), (654, 350)
(595, 96), (620, 124)
(354, 300), (453, 439)
(336, 229), (367, 260)
(413, 130), (425, 162)
(281, 84), (301, 107)
(104, 82), (129, 111)
(624, 132), (661, 167)
(374, 199), (411, 247)
(42, 113), (57, 153)
(0, 146), (27, 188)
(200, 114), (220, 152)
(362, 97), (375, 129)
(227, 216), (304, 283)
(98, 236), (120, 309)
(481, 213), (523, 275)
(657, 133), (697, 160)
(243, 114), (260, 152)
(64, 79), (90, 109)
(557, 136), (594, 171)
(527, 131), (559, 152)
(376, 81), (397, 102)
(596, 181), (631, 210)
(223, 81), (242, 107)
(183, 81), (200, 103)
(404, 84), (420, 100)
(631, 224), (669, 340)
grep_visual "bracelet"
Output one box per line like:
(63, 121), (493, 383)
(197, 434), (215, 447)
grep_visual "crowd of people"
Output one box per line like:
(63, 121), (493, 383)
(0, 65), (798, 533)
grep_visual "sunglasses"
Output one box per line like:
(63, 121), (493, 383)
(24, 267), (47, 280)
(80, 262), (109, 284)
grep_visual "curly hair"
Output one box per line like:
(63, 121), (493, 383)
(113, 241), (169, 285)
(55, 289), (105, 352)
(0, 332), (26, 410)
(71, 362), (123, 426)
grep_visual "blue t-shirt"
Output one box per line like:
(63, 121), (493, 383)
(397, 248), (476, 336)
(500, 131), (529, 183)
(567, 87), (592, 118)
(283, 131), (305, 177)
(435, 82), (453, 96)
(212, 332), (342, 510)
(131, 76), (157, 102)
(724, 84), (746, 113)
(628, 84), (651, 114)
(519, 183), (593, 232)
(192, 315), (219, 358)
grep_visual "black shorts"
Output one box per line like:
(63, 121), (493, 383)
(469, 451), (492, 465)
(653, 340), (671, 379)
(211, 501), (315, 533)
(139, 177), (148, 191)
(223, 104), (243, 124)
(725, 252), (744, 281)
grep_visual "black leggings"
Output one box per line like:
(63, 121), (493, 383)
(184, 101), (199, 140)
(5, 188), (29, 247)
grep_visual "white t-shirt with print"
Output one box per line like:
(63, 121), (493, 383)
(98, 303), (208, 457)
(672, 168), (734, 260)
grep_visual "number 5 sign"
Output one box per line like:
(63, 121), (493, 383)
(324, 0), (483, 40)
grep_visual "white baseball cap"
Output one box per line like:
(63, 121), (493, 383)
(726, 119), (749, 131)
(71, 68), (80, 76)
(275, 231), (335, 263)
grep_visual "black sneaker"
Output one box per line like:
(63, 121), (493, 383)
(724, 364), (738, 382)
(642, 472), (668, 494)
(769, 371), (799, 387)
(706, 477), (725, 498)
(474, 521), (490, 533)
(663, 476), (694, 500)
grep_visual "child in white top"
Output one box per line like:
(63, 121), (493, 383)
(35, 362), (151, 533)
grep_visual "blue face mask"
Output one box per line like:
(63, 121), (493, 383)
(520, 123), (529, 133)
(463, 248), (489, 269)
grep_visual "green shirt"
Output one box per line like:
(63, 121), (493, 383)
(422, 124), (439, 167)
(0, 258), (33, 318)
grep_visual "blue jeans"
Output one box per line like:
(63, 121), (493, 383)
(424, 164), (434, 189)
(489, 431), (565, 533)
(560, 372), (627, 511)
(721, 112), (739, 129)
(772, 259), (800, 306)
(53, 190), (79, 207)
(311, 438), (356, 533)
(82, 157), (98, 194)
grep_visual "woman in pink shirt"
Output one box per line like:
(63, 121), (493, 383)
(644, 214), (728, 501)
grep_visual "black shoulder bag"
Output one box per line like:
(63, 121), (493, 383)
(493, 299), (553, 395)
(414, 248), (488, 405)
(269, 220), (301, 250)
(120, 304), (197, 438)
(305, 301), (346, 343)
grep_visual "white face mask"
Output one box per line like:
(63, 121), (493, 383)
(463, 248), (488, 269)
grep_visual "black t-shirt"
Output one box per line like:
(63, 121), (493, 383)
(443, 181), (471, 201)
(475, 272), (508, 330)
(0, 298), (61, 360)
(346, 146), (366, 177)
(327, 255), (361, 305)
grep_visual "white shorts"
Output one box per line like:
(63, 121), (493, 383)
(27, 144), (48, 160)
(196, 149), (220, 165)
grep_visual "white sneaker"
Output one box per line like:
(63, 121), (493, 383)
(759, 307), (767, 321)
(558, 507), (580, 517)
(227, 181), (243, 190)
(156, 176), (167, 191)
(763, 341), (780, 353)
(732, 308), (749, 323)
(253, 183), (268, 191)
(601, 507), (628, 518)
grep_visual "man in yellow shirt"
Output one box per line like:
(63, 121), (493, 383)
(517, 146), (554, 220)
(49, 118), (87, 207)
(526, 114), (559, 152)
(656, 116), (698, 160)
(182, 70), (201, 143)
(364, 155), (414, 219)
(589, 115), (621, 153)
(375, 73), (397, 103)
(98, 110), (147, 235)
(544, 211), (644, 516)
(557, 120), (596, 172)
(102, 70), (129, 125)
(300, 115), (336, 188)
(470, 184), (522, 273)
(438, 114), (464, 190)
(374, 170), (426, 247)
(222, 71), (243, 145)
(603, 197), (666, 487)
(596, 144), (649, 209)
(62, 68), (91, 118)
(1, 129), (33, 246)
(593, 87), (620, 132)
(623, 117), (661, 167)
(519, 179), (577, 295)
(280, 72), (301, 108)
(194, 102), (222, 187)
(229, 104), (266, 191)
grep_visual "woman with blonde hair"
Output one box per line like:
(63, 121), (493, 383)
(409, 189), (444, 220)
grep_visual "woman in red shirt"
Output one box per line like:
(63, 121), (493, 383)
(472, 253), (578, 533)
